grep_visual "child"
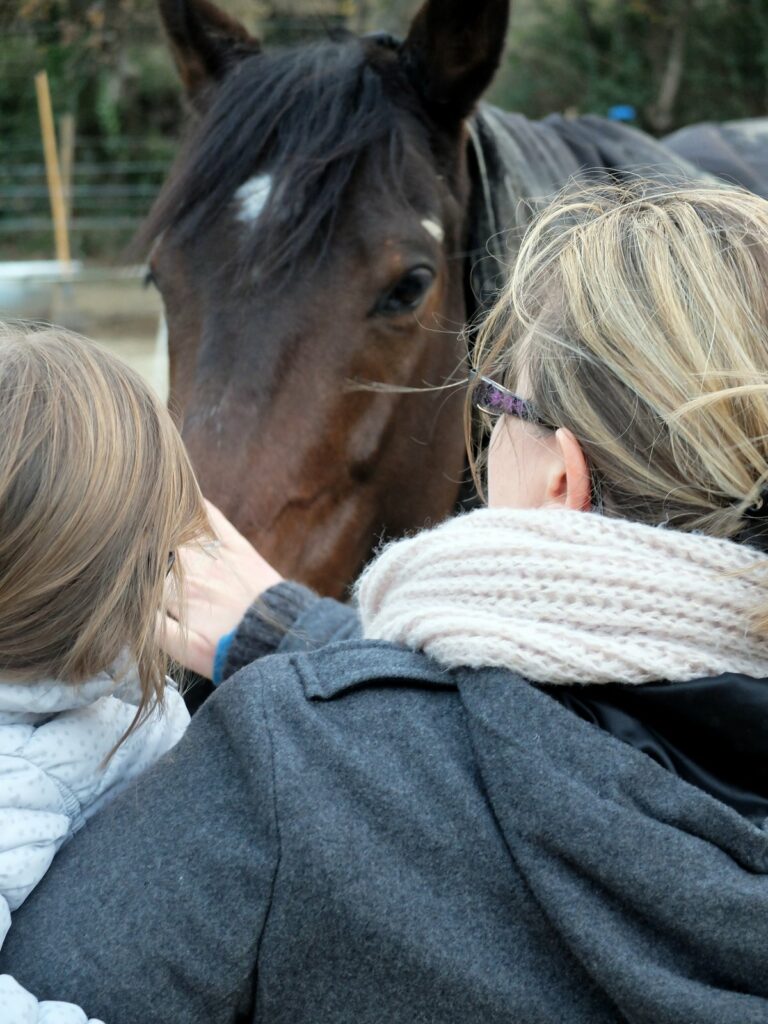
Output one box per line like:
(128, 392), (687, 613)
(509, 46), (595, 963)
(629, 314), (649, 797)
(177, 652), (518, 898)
(0, 321), (208, 1022)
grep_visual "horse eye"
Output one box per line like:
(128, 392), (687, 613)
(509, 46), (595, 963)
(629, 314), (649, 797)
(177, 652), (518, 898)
(373, 266), (434, 317)
(143, 267), (158, 290)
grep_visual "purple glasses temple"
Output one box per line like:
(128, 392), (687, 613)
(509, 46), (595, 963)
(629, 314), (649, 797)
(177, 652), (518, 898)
(470, 372), (605, 511)
(470, 372), (551, 428)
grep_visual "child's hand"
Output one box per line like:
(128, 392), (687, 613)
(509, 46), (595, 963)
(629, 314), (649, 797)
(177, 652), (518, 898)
(160, 500), (283, 679)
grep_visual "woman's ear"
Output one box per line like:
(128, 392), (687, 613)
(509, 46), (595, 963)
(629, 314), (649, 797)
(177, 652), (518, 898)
(546, 428), (592, 511)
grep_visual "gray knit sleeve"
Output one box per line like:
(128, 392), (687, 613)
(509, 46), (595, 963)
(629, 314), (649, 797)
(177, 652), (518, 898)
(222, 582), (318, 679)
(221, 581), (361, 680)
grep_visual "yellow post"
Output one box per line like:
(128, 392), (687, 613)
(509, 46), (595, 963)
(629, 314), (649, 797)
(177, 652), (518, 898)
(34, 70), (71, 265)
(59, 113), (76, 227)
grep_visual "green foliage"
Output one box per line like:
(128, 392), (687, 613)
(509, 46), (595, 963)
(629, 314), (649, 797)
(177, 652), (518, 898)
(489, 0), (768, 134)
(1, 1), (183, 260)
(3, 0), (768, 260)
(2, 0), (183, 151)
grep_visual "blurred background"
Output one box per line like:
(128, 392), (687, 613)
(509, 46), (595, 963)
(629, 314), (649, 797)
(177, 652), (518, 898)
(1, 0), (767, 393)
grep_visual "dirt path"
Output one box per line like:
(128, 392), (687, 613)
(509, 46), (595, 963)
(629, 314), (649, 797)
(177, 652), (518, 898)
(3, 271), (168, 399)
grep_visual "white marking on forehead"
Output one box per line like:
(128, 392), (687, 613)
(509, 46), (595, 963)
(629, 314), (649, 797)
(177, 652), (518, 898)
(235, 174), (273, 224)
(421, 217), (444, 243)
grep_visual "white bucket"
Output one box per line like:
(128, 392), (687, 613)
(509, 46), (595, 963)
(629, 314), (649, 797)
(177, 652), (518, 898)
(0, 261), (82, 319)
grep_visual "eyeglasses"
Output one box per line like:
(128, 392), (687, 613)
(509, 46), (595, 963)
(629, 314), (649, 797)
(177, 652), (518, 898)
(167, 551), (176, 575)
(469, 371), (552, 428)
(470, 371), (605, 512)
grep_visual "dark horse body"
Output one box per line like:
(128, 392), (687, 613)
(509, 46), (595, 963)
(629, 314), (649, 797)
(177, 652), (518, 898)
(147, 0), (768, 597)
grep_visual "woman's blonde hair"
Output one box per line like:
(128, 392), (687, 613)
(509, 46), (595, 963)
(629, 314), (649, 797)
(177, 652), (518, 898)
(471, 180), (768, 550)
(0, 321), (208, 737)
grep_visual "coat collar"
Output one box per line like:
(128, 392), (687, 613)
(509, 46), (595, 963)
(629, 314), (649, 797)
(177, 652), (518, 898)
(290, 640), (768, 824)
(292, 640), (454, 701)
(0, 652), (140, 722)
(0, 672), (117, 720)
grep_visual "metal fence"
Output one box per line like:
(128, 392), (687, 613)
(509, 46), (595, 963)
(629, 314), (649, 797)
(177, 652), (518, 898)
(0, 135), (173, 260)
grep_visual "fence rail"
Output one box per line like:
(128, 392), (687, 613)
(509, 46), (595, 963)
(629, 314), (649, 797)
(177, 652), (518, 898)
(1, 216), (152, 233)
(0, 138), (173, 257)
(1, 162), (170, 178)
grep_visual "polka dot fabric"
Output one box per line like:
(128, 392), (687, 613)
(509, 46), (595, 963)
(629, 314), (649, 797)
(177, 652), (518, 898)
(0, 666), (189, 1021)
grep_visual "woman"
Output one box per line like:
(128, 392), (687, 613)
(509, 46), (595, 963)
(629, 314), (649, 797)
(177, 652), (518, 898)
(3, 181), (768, 1023)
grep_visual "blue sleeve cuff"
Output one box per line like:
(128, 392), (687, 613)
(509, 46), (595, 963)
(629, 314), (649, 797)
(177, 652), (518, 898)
(212, 627), (238, 686)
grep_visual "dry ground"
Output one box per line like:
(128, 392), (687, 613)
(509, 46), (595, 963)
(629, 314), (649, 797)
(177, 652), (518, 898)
(1, 272), (167, 399)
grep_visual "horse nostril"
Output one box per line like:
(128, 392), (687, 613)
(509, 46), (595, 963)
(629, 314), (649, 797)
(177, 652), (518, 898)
(350, 460), (375, 485)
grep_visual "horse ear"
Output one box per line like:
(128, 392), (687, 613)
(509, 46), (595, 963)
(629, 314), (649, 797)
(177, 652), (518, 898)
(158, 0), (261, 105)
(401, 0), (510, 123)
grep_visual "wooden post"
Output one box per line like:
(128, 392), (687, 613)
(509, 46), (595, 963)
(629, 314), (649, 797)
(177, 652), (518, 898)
(34, 70), (71, 265)
(59, 113), (76, 228)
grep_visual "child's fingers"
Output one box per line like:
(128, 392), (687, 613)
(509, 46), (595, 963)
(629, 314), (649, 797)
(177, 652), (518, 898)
(158, 613), (215, 680)
(162, 502), (282, 677)
(164, 571), (182, 621)
(203, 499), (248, 548)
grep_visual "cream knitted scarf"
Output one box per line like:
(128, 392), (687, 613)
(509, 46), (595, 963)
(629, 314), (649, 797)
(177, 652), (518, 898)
(356, 507), (768, 685)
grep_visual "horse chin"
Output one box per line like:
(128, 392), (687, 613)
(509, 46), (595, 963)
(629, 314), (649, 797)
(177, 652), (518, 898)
(212, 486), (386, 599)
(190, 411), (465, 599)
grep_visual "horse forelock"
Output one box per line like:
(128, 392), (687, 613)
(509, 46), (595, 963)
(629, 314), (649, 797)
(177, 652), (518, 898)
(142, 39), (417, 284)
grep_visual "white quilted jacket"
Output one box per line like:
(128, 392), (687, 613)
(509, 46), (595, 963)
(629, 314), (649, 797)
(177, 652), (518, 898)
(0, 665), (190, 1022)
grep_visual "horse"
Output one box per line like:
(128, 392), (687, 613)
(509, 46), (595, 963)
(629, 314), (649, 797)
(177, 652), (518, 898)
(145, 0), (768, 599)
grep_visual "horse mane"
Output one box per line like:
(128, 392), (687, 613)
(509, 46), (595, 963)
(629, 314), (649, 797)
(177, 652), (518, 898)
(141, 39), (410, 282)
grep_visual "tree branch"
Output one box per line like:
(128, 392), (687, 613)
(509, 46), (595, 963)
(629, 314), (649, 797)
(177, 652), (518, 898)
(646, 0), (691, 133)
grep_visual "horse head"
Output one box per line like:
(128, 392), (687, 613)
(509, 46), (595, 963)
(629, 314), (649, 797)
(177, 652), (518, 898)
(147, 0), (509, 596)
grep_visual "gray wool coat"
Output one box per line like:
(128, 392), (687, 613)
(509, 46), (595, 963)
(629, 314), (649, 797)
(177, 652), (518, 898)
(2, 585), (768, 1024)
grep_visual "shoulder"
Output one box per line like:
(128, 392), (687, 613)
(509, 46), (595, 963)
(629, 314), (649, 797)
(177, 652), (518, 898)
(216, 640), (470, 795)
(222, 638), (459, 714)
(0, 687), (188, 825)
(0, 697), (134, 810)
(215, 637), (466, 752)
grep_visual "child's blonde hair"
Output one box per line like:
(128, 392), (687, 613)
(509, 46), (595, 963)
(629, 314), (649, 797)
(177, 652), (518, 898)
(472, 180), (768, 560)
(0, 321), (208, 732)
